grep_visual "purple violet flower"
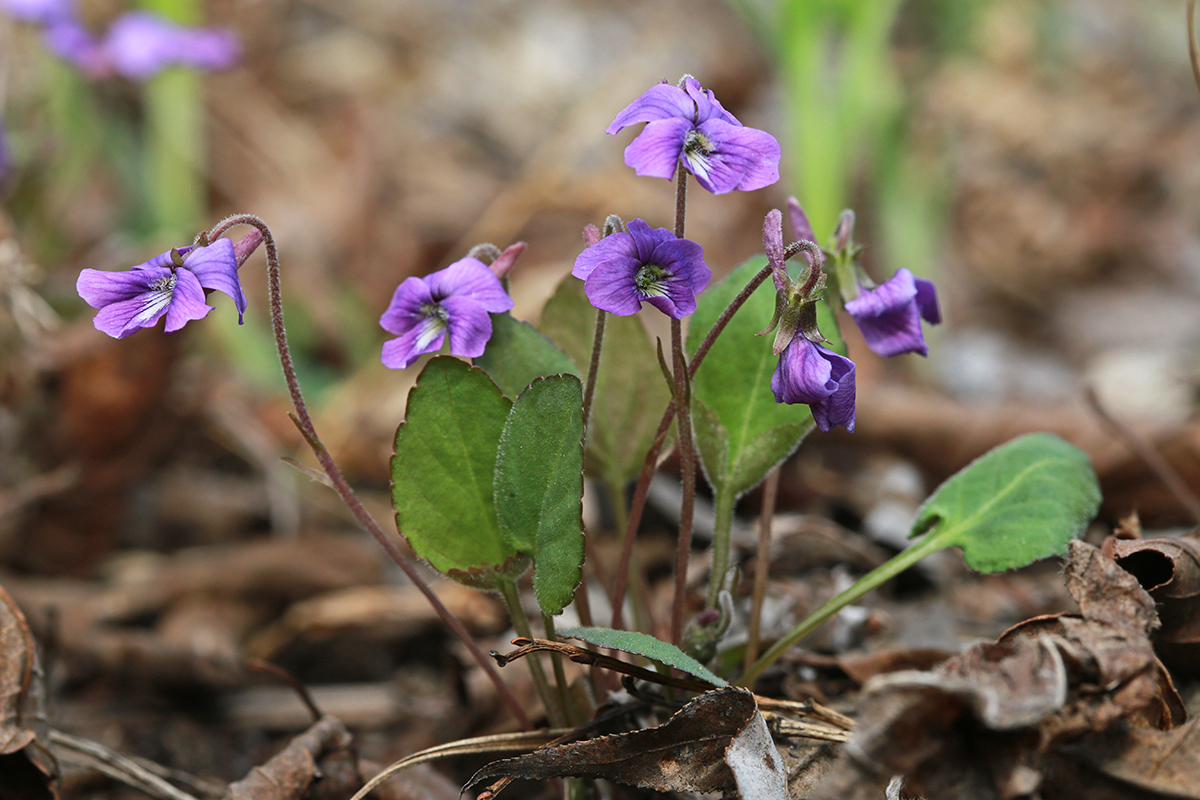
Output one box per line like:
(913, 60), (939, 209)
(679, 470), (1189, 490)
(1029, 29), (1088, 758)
(606, 77), (781, 195)
(379, 257), (514, 369)
(844, 268), (941, 357)
(771, 337), (856, 433)
(77, 238), (246, 339)
(1, 0), (72, 25)
(572, 219), (711, 318)
(103, 12), (240, 81)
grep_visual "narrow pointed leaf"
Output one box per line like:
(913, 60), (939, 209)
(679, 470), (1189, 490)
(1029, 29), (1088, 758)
(495, 375), (585, 616)
(474, 312), (579, 399)
(540, 276), (672, 489)
(559, 626), (726, 686)
(689, 256), (814, 498)
(390, 357), (519, 581)
(912, 432), (1101, 573)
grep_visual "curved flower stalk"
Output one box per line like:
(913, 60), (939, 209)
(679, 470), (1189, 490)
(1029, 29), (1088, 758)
(379, 257), (514, 369)
(572, 218), (711, 319)
(76, 237), (247, 338)
(606, 76), (781, 195)
(759, 209), (856, 432)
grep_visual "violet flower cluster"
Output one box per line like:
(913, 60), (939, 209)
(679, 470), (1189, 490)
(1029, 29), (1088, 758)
(3, 0), (239, 81)
(77, 237), (248, 339)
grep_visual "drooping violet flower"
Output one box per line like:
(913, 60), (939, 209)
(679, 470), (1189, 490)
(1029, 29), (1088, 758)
(844, 268), (941, 358)
(379, 257), (513, 369)
(102, 12), (240, 81)
(77, 238), (246, 339)
(606, 76), (781, 195)
(572, 218), (711, 319)
(772, 337), (856, 433)
(0, 0), (72, 24)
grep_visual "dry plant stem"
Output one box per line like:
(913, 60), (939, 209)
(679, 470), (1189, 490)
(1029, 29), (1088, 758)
(206, 214), (532, 731)
(744, 466), (780, 669)
(542, 614), (580, 726)
(49, 729), (203, 800)
(608, 263), (776, 629)
(499, 578), (567, 728)
(1084, 387), (1200, 527)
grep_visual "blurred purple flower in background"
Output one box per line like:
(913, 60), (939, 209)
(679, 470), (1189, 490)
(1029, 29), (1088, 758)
(606, 76), (781, 194)
(380, 258), (514, 369)
(2, 0), (239, 81)
(572, 219), (711, 318)
(77, 239), (246, 338)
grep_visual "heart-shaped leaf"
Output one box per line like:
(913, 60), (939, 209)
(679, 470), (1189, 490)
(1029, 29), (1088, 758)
(390, 357), (520, 584)
(495, 374), (585, 616)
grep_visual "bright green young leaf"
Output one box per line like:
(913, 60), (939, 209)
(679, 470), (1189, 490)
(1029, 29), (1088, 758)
(688, 256), (814, 498)
(740, 432), (1102, 686)
(474, 312), (579, 400)
(540, 276), (672, 490)
(495, 375), (585, 616)
(911, 432), (1101, 573)
(390, 356), (520, 582)
(559, 627), (726, 687)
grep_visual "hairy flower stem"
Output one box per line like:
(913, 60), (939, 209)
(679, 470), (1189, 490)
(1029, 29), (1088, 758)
(500, 580), (567, 728)
(609, 263), (775, 630)
(706, 487), (736, 609)
(581, 308), (606, 433)
(206, 214), (531, 730)
(667, 163), (698, 645)
(744, 466), (780, 670)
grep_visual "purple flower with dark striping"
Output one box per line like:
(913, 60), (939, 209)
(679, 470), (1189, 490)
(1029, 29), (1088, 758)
(844, 268), (941, 357)
(771, 337), (856, 433)
(572, 219), (711, 319)
(606, 76), (781, 195)
(77, 238), (246, 339)
(379, 257), (513, 369)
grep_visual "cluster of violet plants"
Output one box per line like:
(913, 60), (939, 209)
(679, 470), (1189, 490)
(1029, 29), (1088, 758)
(73, 75), (940, 723)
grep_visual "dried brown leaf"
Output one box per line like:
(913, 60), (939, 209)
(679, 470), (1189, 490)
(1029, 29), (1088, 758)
(1108, 535), (1200, 673)
(224, 716), (355, 800)
(1061, 717), (1200, 798)
(464, 687), (787, 798)
(0, 585), (56, 800)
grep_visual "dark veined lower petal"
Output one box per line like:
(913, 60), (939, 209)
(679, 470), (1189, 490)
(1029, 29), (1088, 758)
(622, 117), (691, 180)
(771, 338), (856, 432)
(810, 347), (856, 432)
(381, 313), (447, 369)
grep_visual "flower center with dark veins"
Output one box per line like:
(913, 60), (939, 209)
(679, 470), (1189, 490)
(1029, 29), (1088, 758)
(683, 129), (713, 158)
(634, 264), (670, 297)
(415, 302), (450, 350)
(150, 274), (177, 293)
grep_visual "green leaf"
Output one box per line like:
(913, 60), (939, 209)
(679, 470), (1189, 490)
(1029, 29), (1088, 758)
(390, 357), (520, 583)
(495, 375), (586, 616)
(912, 432), (1101, 573)
(559, 627), (727, 687)
(740, 432), (1102, 686)
(540, 276), (672, 490)
(689, 256), (814, 498)
(474, 312), (580, 400)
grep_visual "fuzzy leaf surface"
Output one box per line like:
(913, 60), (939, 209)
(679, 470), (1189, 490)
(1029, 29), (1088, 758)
(390, 357), (519, 579)
(495, 375), (585, 616)
(474, 312), (578, 400)
(912, 432), (1101, 573)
